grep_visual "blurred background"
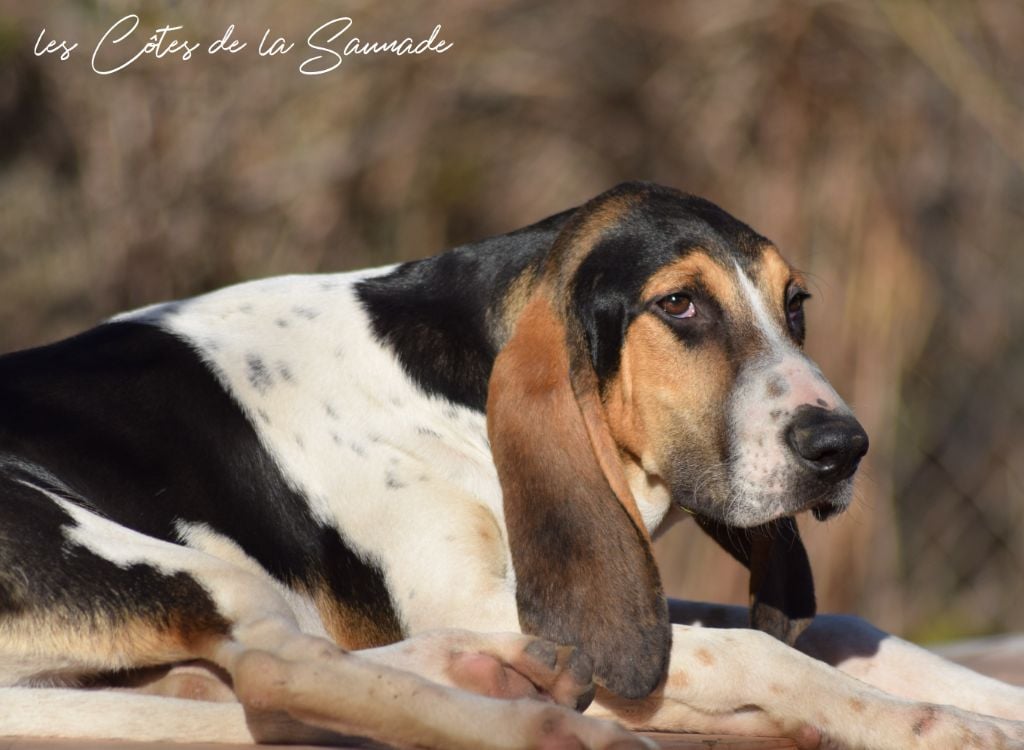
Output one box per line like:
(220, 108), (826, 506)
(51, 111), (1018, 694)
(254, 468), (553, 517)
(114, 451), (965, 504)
(0, 0), (1021, 643)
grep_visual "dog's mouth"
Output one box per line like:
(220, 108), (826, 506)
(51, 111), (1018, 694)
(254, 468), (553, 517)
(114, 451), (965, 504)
(791, 485), (853, 523)
(673, 485), (852, 527)
(810, 499), (844, 521)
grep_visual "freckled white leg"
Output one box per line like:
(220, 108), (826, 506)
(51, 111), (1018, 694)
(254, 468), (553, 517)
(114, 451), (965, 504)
(6, 629), (611, 749)
(212, 617), (651, 750)
(796, 614), (1024, 721)
(589, 623), (1024, 749)
(668, 599), (1024, 721)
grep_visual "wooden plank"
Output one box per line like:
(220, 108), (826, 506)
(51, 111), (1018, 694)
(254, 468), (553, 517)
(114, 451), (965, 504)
(1, 735), (797, 750)
(643, 733), (797, 749)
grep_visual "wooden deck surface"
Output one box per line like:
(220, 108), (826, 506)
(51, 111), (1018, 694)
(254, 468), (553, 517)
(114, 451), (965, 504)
(3, 635), (1022, 750)
(0, 736), (798, 750)
(641, 735), (796, 748)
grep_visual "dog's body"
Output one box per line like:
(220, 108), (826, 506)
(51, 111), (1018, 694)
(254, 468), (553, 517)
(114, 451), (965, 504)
(1, 183), (1023, 749)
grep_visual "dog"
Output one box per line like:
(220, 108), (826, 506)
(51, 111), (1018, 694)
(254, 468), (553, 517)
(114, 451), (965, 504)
(1, 182), (1022, 749)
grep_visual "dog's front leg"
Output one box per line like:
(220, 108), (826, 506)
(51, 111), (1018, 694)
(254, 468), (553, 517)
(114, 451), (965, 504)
(794, 614), (1024, 721)
(214, 618), (651, 750)
(668, 599), (1024, 721)
(794, 613), (1024, 722)
(589, 624), (1024, 749)
(358, 628), (598, 710)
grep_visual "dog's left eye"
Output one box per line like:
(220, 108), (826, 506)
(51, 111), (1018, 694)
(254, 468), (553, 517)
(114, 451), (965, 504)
(657, 293), (696, 319)
(786, 287), (811, 340)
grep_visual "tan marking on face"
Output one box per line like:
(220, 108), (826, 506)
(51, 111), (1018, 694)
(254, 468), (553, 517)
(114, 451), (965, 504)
(602, 253), (738, 516)
(760, 245), (799, 290)
(755, 245), (801, 330)
(605, 315), (731, 478)
(640, 251), (740, 307)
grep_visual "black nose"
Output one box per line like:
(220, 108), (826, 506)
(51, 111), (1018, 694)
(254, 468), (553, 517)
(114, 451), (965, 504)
(785, 406), (869, 483)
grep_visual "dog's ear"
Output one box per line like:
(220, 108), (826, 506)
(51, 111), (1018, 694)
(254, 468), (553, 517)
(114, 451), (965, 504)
(696, 516), (815, 646)
(748, 517), (816, 645)
(487, 291), (670, 700)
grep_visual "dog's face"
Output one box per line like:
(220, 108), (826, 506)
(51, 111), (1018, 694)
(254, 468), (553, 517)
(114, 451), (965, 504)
(489, 182), (866, 699)
(565, 185), (868, 530)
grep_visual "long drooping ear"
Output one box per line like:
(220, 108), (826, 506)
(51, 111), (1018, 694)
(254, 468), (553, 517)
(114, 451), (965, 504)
(487, 291), (670, 700)
(696, 516), (815, 646)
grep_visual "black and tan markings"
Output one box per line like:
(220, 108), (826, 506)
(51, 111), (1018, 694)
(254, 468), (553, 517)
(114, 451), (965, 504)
(0, 322), (402, 654)
(599, 245), (813, 516)
(1, 181), (857, 710)
(0, 461), (231, 676)
(356, 207), (575, 413)
(355, 182), (846, 694)
(358, 183), (778, 411)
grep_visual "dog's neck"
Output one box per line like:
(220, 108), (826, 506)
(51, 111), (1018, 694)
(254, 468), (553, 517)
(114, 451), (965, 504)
(355, 208), (574, 412)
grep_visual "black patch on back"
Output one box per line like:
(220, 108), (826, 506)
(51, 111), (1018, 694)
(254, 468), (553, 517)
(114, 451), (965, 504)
(0, 322), (403, 645)
(356, 209), (575, 412)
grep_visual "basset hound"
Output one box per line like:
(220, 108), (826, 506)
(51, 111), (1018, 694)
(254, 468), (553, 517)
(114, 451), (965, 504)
(1, 182), (1022, 749)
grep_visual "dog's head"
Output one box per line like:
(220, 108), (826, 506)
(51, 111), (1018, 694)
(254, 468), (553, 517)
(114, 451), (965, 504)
(487, 182), (867, 698)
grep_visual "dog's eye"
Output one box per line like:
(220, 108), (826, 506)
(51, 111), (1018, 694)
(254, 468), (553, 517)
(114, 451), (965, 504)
(786, 287), (811, 340)
(657, 293), (696, 319)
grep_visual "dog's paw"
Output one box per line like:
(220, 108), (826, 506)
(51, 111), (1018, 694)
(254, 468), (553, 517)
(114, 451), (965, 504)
(456, 635), (594, 710)
(362, 629), (595, 710)
(232, 642), (649, 750)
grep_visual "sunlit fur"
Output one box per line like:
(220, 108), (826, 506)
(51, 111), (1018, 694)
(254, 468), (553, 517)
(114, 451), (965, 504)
(605, 246), (855, 531)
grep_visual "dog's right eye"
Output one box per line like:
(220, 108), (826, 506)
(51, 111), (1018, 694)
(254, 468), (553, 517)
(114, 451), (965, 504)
(657, 293), (696, 319)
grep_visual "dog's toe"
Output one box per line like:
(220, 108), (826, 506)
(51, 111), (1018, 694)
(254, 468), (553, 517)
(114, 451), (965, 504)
(362, 630), (598, 710)
(447, 651), (542, 700)
(514, 638), (595, 709)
